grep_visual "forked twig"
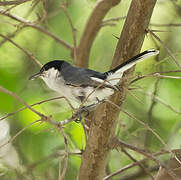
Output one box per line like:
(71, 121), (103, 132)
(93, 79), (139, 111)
(105, 99), (169, 151)
(109, 138), (180, 180)
(0, 119), (42, 149)
(147, 29), (181, 69)
(0, 96), (72, 121)
(0, 8), (73, 51)
(0, 85), (45, 117)
(131, 70), (181, 84)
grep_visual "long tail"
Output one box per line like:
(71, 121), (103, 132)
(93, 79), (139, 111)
(105, 49), (159, 85)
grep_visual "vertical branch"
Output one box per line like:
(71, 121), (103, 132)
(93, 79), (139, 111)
(112, 0), (157, 67)
(76, 0), (121, 68)
(61, 4), (77, 63)
(78, 1), (157, 180)
(144, 73), (160, 149)
(144, 34), (161, 149)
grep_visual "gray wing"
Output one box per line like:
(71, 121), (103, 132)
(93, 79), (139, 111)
(60, 63), (114, 89)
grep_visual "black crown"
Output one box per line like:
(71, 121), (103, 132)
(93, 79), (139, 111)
(40, 60), (66, 72)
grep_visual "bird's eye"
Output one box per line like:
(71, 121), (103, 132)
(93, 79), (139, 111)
(40, 67), (45, 73)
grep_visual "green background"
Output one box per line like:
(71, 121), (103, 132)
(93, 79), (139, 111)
(1, 0), (181, 179)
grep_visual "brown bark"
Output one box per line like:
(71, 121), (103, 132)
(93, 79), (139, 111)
(78, 0), (157, 180)
(0, 0), (31, 6)
(155, 150), (181, 180)
(76, 0), (121, 68)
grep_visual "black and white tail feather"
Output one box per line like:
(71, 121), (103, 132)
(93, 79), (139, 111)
(104, 49), (159, 86)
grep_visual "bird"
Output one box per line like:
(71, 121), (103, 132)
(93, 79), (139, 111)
(29, 49), (159, 107)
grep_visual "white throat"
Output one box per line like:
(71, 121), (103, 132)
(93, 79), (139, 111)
(41, 68), (61, 91)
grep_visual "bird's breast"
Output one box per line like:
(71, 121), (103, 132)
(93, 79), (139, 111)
(42, 76), (114, 106)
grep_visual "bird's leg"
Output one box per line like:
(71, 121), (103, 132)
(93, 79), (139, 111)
(96, 97), (101, 103)
(74, 105), (91, 123)
(96, 97), (107, 105)
(74, 115), (82, 123)
(115, 85), (121, 92)
(73, 99), (105, 123)
(73, 102), (98, 123)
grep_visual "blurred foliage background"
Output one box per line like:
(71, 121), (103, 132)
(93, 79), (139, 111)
(1, 0), (181, 179)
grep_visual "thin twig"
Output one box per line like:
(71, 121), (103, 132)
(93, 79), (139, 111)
(0, 119), (42, 149)
(0, 27), (24, 46)
(127, 89), (144, 105)
(147, 29), (181, 69)
(122, 109), (168, 148)
(102, 16), (126, 24)
(0, 8), (73, 51)
(36, 0), (47, 24)
(105, 99), (168, 149)
(0, 85), (45, 118)
(0, 96), (67, 121)
(121, 147), (154, 180)
(27, 150), (81, 171)
(104, 148), (181, 180)
(76, 0), (121, 67)
(111, 138), (180, 180)
(131, 71), (181, 84)
(150, 29), (171, 33)
(145, 79), (160, 149)
(78, 76), (126, 108)
(0, 0), (31, 6)
(34, 25), (73, 50)
(58, 156), (63, 180)
(103, 160), (146, 180)
(0, 33), (42, 68)
(58, 127), (69, 180)
(101, 16), (126, 27)
(135, 90), (181, 115)
(151, 23), (181, 27)
(119, 165), (159, 180)
(0, 85), (77, 127)
(61, 4), (77, 62)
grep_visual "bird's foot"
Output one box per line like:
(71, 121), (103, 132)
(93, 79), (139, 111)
(73, 100), (105, 123)
(74, 116), (82, 123)
(74, 106), (90, 123)
(115, 85), (121, 92)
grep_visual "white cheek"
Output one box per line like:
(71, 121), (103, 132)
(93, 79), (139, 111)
(40, 68), (61, 90)
(46, 68), (60, 78)
(43, 68), (59, 80)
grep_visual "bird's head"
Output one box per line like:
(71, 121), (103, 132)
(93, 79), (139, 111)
(29, 60), (65, 81)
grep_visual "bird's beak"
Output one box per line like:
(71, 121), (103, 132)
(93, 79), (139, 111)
(29, 72), (41, 80)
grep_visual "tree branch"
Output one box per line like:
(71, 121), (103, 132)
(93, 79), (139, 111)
(0, 85), (45, 118)
(0, 33), (42, 68)
(121, 147), (154, 179)
(61, 4), (77, 63)
(76, 0), (121, 68)
(0, 96), (67, 121)
(0, 0), (31, 6)
(0, 8), (73, 51)
(111, 139), (179, 180)
(147, 29), (181, 69)
(78, 1), (157, 180)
